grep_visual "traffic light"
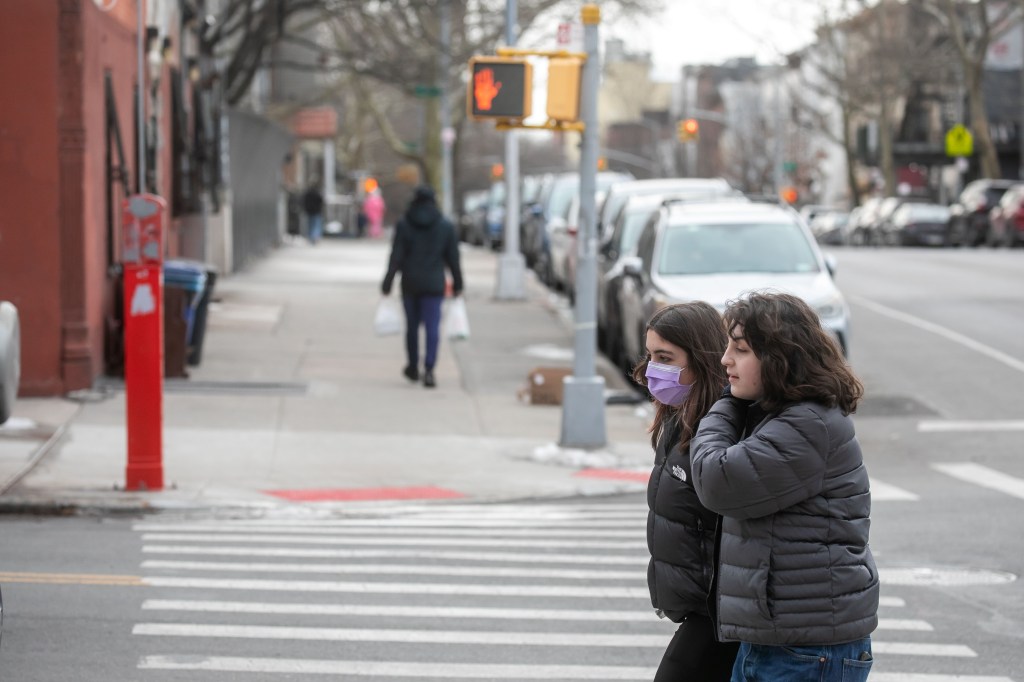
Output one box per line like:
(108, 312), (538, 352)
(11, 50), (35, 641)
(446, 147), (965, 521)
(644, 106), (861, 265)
(780, 186), (799, 204)
(677, 118), (699, 143)
(546, 57), (583, 122)
(467, 57), (533, 120)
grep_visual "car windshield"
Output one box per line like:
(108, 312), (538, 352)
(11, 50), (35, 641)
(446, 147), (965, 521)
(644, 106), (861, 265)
(547, 179), (578, 219)
(658, 221), (820, 275)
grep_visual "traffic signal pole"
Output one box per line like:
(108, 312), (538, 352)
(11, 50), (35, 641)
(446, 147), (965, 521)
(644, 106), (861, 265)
(559, 5), (606, 449)
(494, 0), (527, 301)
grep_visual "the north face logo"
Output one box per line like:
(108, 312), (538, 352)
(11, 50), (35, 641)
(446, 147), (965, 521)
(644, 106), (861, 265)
(671, 465), (687, 482)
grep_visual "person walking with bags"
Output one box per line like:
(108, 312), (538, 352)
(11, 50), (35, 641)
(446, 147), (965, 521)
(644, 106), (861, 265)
(633, 302), (739, 681)
(381, 184), (463, 389)
(691, 291), (879, 681)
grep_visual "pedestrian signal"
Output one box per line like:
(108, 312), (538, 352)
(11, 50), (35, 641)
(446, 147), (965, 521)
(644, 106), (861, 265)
(547, 57), (582, 122)
(468, 57), (533, 120)
(678, 118), (699, 143)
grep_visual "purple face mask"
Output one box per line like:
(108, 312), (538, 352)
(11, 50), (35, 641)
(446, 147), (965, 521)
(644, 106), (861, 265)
(645, 361), (693, 406)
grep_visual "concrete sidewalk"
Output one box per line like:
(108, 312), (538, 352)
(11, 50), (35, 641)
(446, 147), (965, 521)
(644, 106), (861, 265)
(0, 238), (655, 515)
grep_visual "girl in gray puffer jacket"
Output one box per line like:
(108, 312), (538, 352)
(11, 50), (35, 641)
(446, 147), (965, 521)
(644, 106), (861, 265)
(691, 291), (879, 682)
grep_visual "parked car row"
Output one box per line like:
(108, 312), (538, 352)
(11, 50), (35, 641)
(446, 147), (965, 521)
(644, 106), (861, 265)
(461, 173), (851, 379)
(809, 178), (1024, 249)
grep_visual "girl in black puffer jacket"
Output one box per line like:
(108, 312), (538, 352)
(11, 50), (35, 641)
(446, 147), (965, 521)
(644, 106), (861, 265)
(633, 302), (739, 681)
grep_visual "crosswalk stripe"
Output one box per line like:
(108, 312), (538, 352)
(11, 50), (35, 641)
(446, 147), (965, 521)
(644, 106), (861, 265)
(872, 479), (920, 501)
(138, 656), (657, 679)
(142, 576), (650, 599)
(141, 599), (663, 622)
(141, 545), (647, 565)
(135, 524), (640, 537)
(932, 462), (1024, 501)
(880, 596), (907, 607)
(141, 533), (645, 550)
(918, 420), (1024, 433)
(134, 623), (667, 647)
(141, 560), (643, 580)
(872, 671), (1015, 675)
(140, 600), (933, 630)
(135, 518), (646, 531)
(873, 642), (976, 657)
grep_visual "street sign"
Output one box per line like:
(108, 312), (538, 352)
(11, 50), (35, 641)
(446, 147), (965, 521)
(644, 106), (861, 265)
(945, 124), (974, 157)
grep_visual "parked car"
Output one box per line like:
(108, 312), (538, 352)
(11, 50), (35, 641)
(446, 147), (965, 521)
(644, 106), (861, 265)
(549, 190), (609, 302)
(0, 300), (20, 425)
(615, 201), (850, 373)
(986, 183), (1024, 247)
(458, 189), (489, 244)
(809, 210), (850, 246)
(947, 179), (1016, 247)
(596, 177), (739, 248)
(847, 196), (886, 245)
(890, 202), (951, 246)
(480, 180), (507, 250)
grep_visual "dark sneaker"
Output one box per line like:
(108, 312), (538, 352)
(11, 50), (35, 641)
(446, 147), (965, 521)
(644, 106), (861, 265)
(403, 365), (419, 382)
(423, 369), (436, 388)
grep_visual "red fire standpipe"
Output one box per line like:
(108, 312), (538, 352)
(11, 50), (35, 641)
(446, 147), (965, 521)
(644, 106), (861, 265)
(122, 194), (166, 491)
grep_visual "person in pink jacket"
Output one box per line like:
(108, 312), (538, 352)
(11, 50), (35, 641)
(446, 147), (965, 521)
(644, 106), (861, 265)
(363, 190), (386, 238)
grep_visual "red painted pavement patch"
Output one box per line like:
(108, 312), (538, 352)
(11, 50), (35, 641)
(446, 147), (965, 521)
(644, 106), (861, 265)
(573, 468), (650, 483)
(264, 486), (466, 502)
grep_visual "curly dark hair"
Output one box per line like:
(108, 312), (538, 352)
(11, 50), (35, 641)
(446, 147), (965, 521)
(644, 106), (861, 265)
(632, 301), (728, 450)
(724, 291), (863, 415)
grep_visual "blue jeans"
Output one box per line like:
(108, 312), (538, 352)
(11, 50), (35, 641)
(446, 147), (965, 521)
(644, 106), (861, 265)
(402, 295), (443, 371)
(731, 638), (873, 682)
(308, 214), (323, 243)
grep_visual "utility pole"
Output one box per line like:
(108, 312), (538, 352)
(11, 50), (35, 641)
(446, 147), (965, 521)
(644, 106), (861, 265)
(494, 0), (527, 300)
(440, 0), (454, 217)
(136, 0), (145, 192)
(559, 4), (606, 449)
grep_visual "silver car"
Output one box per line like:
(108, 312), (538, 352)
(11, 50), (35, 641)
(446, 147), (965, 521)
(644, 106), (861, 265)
(616, 201), (850, 370)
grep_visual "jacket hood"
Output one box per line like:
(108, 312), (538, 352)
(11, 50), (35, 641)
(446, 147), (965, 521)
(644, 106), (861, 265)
(406, 192), (442, 228)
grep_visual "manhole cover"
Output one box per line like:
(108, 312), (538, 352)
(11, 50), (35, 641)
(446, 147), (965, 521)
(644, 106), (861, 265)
(880, 567), (1017, 586)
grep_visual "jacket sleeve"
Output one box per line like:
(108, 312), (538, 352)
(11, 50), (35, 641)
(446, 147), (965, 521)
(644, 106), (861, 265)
(444, 221), (464, 295)
(381, 221), (406, 294)
(691, 400), (829, 520)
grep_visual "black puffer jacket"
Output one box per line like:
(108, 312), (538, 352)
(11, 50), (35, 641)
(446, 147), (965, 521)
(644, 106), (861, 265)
(382, 188), (463, 297)
(647, 419), (720, 623)
(691, 398), (879, 646)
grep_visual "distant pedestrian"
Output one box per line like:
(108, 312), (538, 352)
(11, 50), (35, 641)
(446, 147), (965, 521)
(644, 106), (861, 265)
(363, 189), (386, 239)
(633, 302), (739, 681)
(381, 184), (463, 388)
(691, 291), (879, 681)
(303, 181), (325, 245)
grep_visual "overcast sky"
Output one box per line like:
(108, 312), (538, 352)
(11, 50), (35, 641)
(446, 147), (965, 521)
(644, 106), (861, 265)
(608, 0), (831, 80)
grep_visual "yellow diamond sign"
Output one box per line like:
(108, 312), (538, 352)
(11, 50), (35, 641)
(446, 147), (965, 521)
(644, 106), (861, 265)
(945, 124), (973, 157)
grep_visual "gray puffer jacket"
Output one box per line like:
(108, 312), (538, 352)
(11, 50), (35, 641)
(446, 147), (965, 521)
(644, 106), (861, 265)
(691, 398), (879, 646)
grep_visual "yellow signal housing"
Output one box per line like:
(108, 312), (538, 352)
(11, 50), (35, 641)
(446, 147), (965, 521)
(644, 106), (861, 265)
(546, 57), (583, 122)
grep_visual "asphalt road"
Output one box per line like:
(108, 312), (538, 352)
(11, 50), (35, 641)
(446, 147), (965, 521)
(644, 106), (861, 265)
(0, 245), (1022, 681)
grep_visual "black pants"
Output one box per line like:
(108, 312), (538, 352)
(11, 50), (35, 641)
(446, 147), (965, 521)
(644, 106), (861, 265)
(654, 614), (739, 682)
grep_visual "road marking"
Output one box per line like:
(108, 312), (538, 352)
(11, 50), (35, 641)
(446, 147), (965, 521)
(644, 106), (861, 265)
(264, 486), (464, 502)
(919, 420), (1024, 433)
(133, 623), (666, 647)
(877, 618), (933, 631)
(0, 571), (143, 587)
(850, 296), (1024, 374)
(872, 478), (920, 501)
(135, 523), (641, 536)
(141, 599), (662, 622)
(141, 545), (647, 565)
(138, 656), (657, 679)
(140, 533), (646, 550)
(141, 560), (644, 581)
(141, 576), (650, 599)
(873, 642), (976, 657)
(872, 671), (1015, 675)
(932, 462), (1024, 501)
(880, 596), (906, 607)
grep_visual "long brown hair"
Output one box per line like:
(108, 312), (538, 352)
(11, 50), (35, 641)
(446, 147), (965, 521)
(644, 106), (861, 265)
(724, 291), (863, 415)
(632, 302), (728, 450)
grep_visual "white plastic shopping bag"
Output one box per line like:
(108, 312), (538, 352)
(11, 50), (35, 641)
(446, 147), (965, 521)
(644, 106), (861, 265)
(374, 297), (403, 336)
(445, 296), (471, 340)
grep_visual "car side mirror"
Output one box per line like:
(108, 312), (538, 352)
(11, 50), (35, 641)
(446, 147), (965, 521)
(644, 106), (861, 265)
(824, 253), (838, 278)
(622, 256), (643, 277)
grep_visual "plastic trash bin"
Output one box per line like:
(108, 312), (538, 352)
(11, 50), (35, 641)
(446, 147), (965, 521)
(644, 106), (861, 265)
(163, 260), (207, 346)
(187, 266), (217, 366)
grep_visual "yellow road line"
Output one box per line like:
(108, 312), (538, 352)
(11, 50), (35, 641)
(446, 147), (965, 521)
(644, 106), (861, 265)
(0, 572), (144, 587)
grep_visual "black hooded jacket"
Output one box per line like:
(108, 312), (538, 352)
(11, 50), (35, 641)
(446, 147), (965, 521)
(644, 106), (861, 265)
(382, 187), (463, 297)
